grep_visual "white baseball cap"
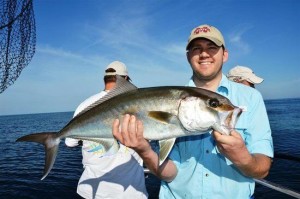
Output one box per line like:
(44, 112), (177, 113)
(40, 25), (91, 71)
(227, 66), (264, 84)
(105, 61), (129, 76)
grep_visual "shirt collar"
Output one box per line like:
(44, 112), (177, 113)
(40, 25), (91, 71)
(218, 74), (230, 96)
(187, 74), (230, 95)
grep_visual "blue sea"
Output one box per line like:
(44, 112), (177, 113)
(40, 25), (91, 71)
(0, 98), (300, 199)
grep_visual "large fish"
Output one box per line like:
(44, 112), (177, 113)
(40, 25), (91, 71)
(16, 76), (242, 180)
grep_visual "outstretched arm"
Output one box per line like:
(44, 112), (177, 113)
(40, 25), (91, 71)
(112, 114), (177, 182)
(212, 130), (272, 178)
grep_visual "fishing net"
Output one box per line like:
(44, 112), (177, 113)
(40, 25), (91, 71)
(0, 0), (36, 93)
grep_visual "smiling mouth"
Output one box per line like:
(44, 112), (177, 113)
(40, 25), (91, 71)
(200, 62), (211, 65)
(199, 61), (212, 65)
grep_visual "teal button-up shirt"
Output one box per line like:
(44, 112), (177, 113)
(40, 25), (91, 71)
(159, 74), (273, 199)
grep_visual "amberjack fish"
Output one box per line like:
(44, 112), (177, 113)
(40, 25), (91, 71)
(16, 76), (242, 180)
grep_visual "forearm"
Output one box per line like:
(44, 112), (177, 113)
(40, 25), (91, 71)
(234, 153), (272, 179)
(138, 147), (177, 182)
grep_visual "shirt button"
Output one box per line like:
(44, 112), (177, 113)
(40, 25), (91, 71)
(206, 150), (209, 153)
(205, 173), (209, 177)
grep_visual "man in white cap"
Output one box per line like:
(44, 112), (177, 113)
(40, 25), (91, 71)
(65, 61), (148, 199)
(112, 25), (273, 199)
(227, 65), (264, 88)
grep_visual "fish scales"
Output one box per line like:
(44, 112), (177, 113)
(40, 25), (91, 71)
(63, 88), (185, 140)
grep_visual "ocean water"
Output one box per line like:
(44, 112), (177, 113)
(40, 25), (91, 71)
(0, 98), (299, 199)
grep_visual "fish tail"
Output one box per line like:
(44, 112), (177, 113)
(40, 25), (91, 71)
(16, 132), (60, 180)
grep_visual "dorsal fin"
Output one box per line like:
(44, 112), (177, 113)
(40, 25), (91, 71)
(75, 75), (138, 117)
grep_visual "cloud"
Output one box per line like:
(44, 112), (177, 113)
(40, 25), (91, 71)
(79, 4), (152, 52)
(75, 7), (188, 79)
(162, 42), (186, 56)
(38, 45), (103, 67)
(227, 24), (253, 54)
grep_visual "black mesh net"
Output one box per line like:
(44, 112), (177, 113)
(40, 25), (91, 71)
(0, 0), (36, 93)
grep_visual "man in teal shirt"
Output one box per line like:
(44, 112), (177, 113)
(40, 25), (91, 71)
(159, 74), (273, 198)
(113, 24), (273, 198)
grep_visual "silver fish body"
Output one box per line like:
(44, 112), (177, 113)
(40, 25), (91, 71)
(16, 77), (242, 180)
(64, 87), (239, 139)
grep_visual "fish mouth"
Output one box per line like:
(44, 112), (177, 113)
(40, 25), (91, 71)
(214, 106), (242, 135)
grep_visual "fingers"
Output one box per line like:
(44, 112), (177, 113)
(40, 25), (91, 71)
(212, 130), (241, 144)
(112, 114), (141, 146)
(121, 114), (130, 146)
(112, 118), (123, 143)
(136, 119), (144, 140)
(213, 129), (246, 156)
(230, 130), (241, 138)
(128, 115), (138, 141)
(212, 130), (228, 144)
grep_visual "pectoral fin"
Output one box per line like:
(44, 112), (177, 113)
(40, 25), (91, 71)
(158, 138), (176, 165)
(148, 111), (175, 124)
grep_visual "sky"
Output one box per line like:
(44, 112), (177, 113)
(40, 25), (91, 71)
(1, 0), (300, 116)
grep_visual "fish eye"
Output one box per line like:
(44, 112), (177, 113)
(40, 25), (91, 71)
(208, 99), (219, 108)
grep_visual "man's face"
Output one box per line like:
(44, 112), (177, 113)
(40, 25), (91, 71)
(187, 39), (228, 81)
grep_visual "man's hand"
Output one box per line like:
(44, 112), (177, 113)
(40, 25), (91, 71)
(212, 130), (250, 166)
(212, 130), (271, 178)
(112, 114), (151, 155)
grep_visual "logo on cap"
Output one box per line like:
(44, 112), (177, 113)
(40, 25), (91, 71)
(194, 26), (211, 34)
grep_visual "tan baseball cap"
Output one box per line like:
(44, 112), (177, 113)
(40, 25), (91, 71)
(186, 24), (225, 50)
(227, 66), (264, 84)
(105, 61), (129, 76)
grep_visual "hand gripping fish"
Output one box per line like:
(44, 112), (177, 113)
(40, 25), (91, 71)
(16, 76), (242, 180)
